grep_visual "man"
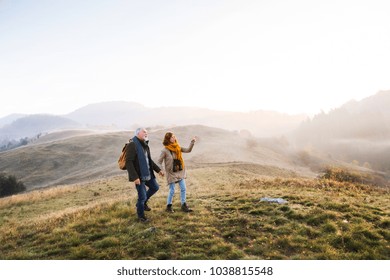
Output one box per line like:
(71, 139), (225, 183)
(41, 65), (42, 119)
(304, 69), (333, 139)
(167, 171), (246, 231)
(125, 128), (164, 222)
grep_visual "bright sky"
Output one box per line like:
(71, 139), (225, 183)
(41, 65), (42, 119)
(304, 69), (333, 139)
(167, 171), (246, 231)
(1, 0), (389, 118)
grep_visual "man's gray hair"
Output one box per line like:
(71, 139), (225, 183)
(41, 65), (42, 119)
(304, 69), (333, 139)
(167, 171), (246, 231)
(135, 127), (143, 136)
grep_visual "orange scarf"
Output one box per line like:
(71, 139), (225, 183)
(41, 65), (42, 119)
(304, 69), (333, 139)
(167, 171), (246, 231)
(165, 142), (184, 169)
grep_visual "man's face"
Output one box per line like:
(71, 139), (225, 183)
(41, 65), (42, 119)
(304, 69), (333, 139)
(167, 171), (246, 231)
(137, 128), (148, 141)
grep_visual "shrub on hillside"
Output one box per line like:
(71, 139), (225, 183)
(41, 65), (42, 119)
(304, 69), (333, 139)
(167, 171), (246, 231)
(318, 166), (387, 186)
(0, 173), (26, 198)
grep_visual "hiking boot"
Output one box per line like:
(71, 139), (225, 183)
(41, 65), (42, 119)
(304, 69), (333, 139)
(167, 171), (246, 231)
(166, 204), (174, 213)
(144, 202), (151, 211)
(138, 216), (149, 223)
(181, 203), (193, 212)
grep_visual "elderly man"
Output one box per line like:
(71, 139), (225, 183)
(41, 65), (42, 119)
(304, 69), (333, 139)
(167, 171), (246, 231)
(125, 128), (164, 222)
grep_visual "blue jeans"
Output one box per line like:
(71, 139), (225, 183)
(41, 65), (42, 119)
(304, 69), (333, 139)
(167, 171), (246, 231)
(135, 178), (159, 218)
(167, 179), (186, 205)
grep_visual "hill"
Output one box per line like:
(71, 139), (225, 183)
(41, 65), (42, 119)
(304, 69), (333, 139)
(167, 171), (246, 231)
(65, 101), (306, 137)
(290, 90), (390, 174)
(0, 114), (82, 141)
(0, 125), (313, 190)
(0, 102), (306, 144)
(0, 163), (388, 259)
(65, 101), (147, 129)
(0, 114), (27, 128)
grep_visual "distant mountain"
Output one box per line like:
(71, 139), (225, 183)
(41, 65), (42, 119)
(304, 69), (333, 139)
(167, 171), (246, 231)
(0, 114), (82, 141)
(0, 114), (27, 128)
(65, 101), (147, 129)
(341, 90), (390, 117)
(292, 90), (390, 141)
(64, 101), (306, 137)
(0, 102), (306, 154)
(290, 90), (390, 173)
(0, 102), (306, 142)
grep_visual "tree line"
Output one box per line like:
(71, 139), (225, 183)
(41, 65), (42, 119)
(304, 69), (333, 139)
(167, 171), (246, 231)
(0, 133), (44, 152)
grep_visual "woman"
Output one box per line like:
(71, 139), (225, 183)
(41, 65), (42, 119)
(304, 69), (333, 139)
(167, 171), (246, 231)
(158, 132), (196, 212)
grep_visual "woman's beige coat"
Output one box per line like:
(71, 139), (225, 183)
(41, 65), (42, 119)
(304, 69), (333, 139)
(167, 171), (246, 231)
(157, 141), (195, 184)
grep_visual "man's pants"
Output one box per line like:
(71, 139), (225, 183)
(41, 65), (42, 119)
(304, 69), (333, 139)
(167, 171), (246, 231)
(135, 178), (159, 218)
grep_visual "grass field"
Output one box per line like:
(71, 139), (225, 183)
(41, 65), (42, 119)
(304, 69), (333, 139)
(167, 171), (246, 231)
(0, 163), (389, 260)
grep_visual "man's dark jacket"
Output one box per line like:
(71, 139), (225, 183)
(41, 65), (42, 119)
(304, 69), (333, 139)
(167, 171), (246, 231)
(125, 139), (161, 182)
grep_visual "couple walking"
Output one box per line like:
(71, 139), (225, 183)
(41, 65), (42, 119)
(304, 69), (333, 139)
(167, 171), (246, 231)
(125, 128), (196, 222)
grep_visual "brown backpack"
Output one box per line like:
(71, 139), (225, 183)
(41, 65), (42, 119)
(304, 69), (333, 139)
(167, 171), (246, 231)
(118, 143), (128, 170)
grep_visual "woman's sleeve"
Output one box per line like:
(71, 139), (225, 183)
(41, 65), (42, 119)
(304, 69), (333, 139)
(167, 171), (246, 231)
(181, 141), (195, 153)
(157, 149), (165, 169)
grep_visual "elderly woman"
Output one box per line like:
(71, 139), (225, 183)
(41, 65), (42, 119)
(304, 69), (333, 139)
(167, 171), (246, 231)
(158, 132), (196, 212)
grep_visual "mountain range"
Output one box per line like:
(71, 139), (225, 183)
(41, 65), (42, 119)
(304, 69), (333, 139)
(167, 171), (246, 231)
(2, 91), (389, 144)
(0, 102), (306, 144)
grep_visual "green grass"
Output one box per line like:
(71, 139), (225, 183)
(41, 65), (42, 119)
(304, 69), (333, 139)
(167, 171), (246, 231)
(0, 164), (389, 259)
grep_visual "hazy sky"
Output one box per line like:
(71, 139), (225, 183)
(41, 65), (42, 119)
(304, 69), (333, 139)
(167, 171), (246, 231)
(1, 0), (389, 118)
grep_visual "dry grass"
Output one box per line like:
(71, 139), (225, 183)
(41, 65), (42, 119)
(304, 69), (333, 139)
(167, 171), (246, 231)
(0, 163), (389, 260)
